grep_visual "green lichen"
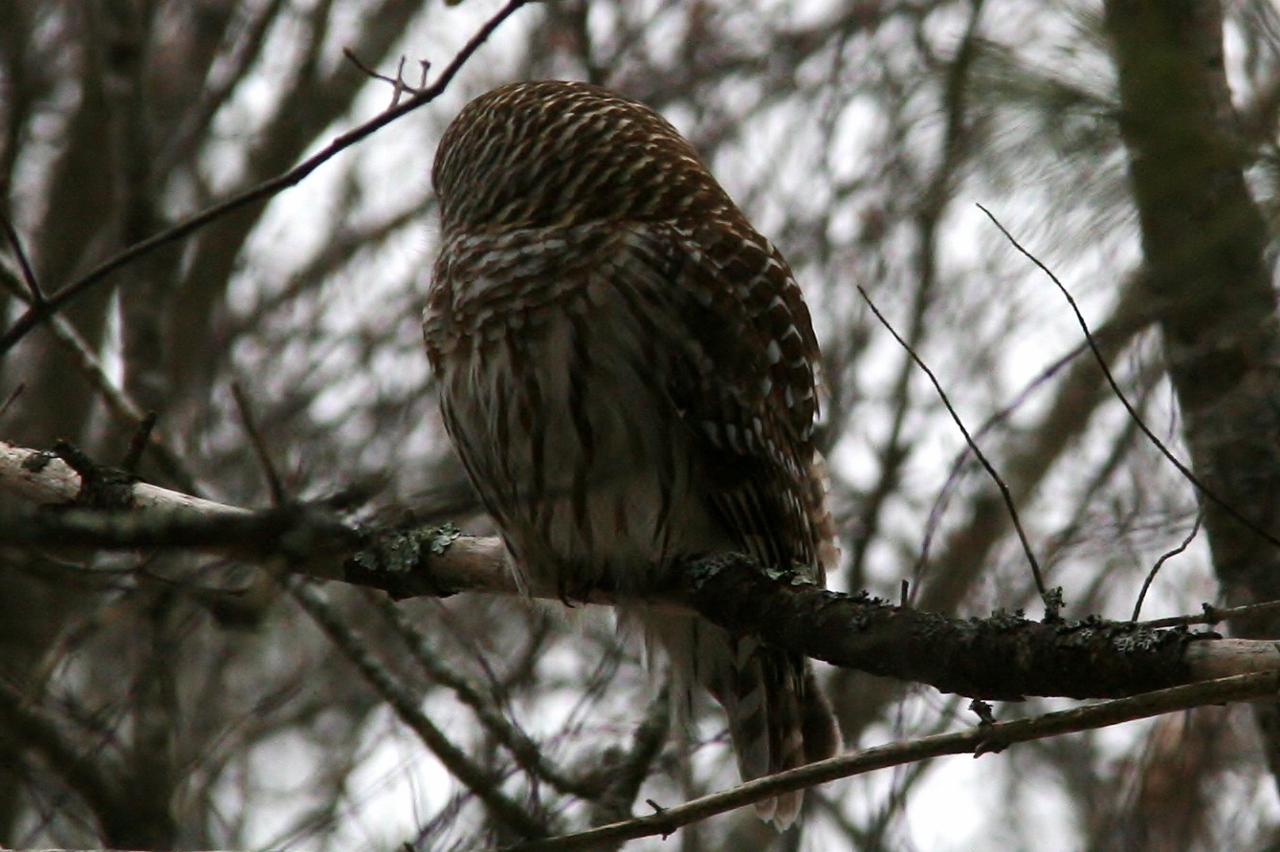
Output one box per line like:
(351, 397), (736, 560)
(1113, 628), (1160, 653)
(353, 523), (461, 575)
(427, 521), (462, 554)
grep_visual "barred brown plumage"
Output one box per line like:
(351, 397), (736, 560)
(424, 80), (840, 827)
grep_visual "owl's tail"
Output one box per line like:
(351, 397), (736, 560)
(716, 639), (840, 828)
(650, 614), (841, 830)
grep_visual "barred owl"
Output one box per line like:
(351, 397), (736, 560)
(424, 80), (840, 826)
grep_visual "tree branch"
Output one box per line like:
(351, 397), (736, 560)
(1, 440), (1277, 703)
(488, 672), (1279, 851)
(291, 582), (552, 839)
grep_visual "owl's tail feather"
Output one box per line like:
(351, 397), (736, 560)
(650, 615), (839, 831)
(719, 643), (839, 829)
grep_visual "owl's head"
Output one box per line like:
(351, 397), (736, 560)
(432, 80), (736, 235)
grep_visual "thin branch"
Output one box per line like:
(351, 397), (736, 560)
(489, 673), (1278, 852)
(120, 412), (158, 474)
(978, 204), (1280, 551)
(858, 286), (1051, 608)
(0, 212), (43, 303)
(1137, 597), (1280, 630)
(370, 592), (601, 799)
(1132, 509), (1203, 622)
(916, 337), (1090, 582)
(849, 0), (986, 585)
(0, 0), (533, 357)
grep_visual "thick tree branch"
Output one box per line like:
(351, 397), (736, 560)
(1, 440), (1277, 703)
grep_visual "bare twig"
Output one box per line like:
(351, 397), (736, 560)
(858, 286), (1052, 609)
(1132, 509), (1203, 622)
(978, 204), (1280, 551)
(343, 50), (431, 108)
(0, 0), (533, 357)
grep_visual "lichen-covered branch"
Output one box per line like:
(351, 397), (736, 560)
(1, 438), (1276, 702)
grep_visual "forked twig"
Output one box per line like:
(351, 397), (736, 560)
(344, 50), (431, 107)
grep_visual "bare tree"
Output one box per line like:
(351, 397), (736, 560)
(4, 1), (1280, 850)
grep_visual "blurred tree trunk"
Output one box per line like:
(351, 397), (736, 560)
(1104, 0), (1280, 789)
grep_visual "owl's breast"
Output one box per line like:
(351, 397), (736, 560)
(427, 227), (735, 590)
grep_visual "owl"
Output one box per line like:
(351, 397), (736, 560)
(424, 80), (840, 826)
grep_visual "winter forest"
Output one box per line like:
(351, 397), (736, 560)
(3, 0), (1280, 849)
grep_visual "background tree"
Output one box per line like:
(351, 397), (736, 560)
(2, 0), (1280, 849)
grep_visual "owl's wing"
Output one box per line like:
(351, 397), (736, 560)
(610, 221), (839, 823)
(616, 219), (832, 581)
(428, 220), (833, 582)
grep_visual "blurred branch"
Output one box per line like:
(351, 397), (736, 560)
(0, 0), (533, 357)
(370, 592), (601, 799)
(0, 676), (111, 802)
(291, 582), (552, 840)
(585, 685), (670, 831)
(0, 265), (196, 492)
(152, 0), (288, 180)
(223, 203), (423, 345)
(847, 0), (985, 587)
(1, 439), (1277, 702)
